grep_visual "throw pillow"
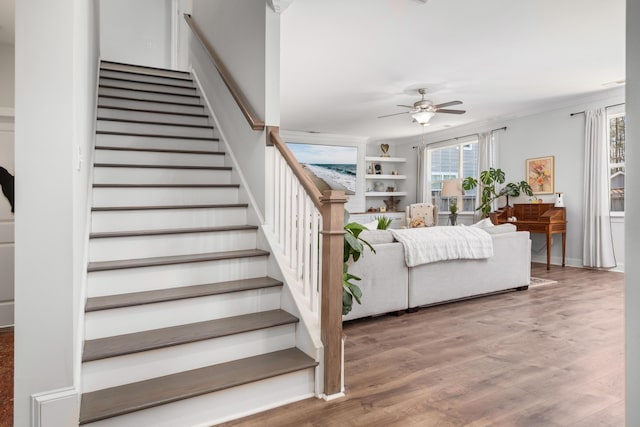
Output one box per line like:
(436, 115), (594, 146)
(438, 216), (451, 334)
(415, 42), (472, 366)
(363, 220), (379, 230)
(359, 230), (395, 244)
(410, 217), (426, 228)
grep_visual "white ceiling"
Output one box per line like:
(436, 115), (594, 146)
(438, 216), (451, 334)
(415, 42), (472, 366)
(0, 0), (14, 45)
(280, 0), (626, 141)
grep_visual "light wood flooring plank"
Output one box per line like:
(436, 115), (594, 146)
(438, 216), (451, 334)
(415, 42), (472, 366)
(221, 263), (624, 426)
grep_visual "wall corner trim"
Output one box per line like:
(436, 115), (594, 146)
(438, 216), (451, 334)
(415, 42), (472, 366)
(31, 387), (80, 427)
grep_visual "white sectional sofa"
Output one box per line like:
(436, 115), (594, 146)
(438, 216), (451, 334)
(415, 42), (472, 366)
(343, 225), (531, 321)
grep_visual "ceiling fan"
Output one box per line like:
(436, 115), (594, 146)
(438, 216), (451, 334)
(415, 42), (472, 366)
(378, 88), (466, 125)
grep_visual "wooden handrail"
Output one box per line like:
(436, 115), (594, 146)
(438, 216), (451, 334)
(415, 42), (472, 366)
(267, 126), (323, 211)
(184, 14), (265, 131)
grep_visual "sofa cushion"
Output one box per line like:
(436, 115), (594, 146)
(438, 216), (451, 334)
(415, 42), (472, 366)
(471, 218), (494, 228)
(359, 229), (395, 245)
(483, 223), (517, 234)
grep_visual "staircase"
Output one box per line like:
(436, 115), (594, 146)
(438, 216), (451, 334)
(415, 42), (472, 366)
(79, 61), (317, 426)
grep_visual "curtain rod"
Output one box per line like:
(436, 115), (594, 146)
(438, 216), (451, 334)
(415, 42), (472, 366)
(570, 102), (625, 117)
(412, 126), (507, 149)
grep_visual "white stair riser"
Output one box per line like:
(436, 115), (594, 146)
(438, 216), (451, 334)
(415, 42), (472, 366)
(90, 208), (248, 233)
(101, 63), (191, 80)
(84, 288), (282, 339)
(97, 120), (214, 139)
(93, 167), (231, 185)
(82, 325), (296, 392)
(100, 70), (195, 88)
(83, 369), (315, 427)
(92, 187), (238, 208)
(94, 149), (225, 168)
(89, 229), (257, 262)
(87, 257), (268, 297)
(101, 78), (198, 96)
(99, 97), (205, 116)
(97, 108), (210, 127)
(99, 87), (202, 105)
(95, 133), (219, 152)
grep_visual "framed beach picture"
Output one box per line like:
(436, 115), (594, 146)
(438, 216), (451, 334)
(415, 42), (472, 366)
(286, 142), (357, 195)
(526, 156), (554, 194)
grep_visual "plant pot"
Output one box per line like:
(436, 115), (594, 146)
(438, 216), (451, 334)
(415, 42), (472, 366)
(449, 213), (458, 226)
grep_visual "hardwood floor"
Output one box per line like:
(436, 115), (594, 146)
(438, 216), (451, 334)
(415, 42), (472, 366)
(222, 264), (624, 427)
(0, 327), (13, 427)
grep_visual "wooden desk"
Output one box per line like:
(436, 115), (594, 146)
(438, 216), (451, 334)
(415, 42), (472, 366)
(491, 203), (566, 270)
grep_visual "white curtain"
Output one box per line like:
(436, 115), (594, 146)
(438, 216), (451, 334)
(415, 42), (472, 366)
(475, 131), (496, 221)
(583, 108), (616, 268)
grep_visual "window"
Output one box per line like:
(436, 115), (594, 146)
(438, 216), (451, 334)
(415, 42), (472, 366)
(608, 107), (625, 213)
(426, 139), (478, 213)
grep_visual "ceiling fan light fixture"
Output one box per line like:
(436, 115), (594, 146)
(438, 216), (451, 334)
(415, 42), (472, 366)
(412, 110), (435, 124)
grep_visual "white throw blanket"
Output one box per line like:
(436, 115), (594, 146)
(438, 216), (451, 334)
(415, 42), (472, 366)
(390, 227), (493, 267)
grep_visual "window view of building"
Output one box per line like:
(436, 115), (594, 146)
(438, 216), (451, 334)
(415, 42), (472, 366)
(428, 141), (478, 212)
(609, 112), (625, 212)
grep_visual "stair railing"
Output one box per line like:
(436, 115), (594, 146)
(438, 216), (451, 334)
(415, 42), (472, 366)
(185, 14), (346, 398)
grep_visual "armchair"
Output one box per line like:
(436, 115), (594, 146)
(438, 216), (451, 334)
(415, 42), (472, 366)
(405, 203), (438, 228)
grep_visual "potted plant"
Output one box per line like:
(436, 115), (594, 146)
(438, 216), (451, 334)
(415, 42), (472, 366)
(343, 216), (375, 315)
(462, 168), (533, 218)
(448, 199), (459, 225)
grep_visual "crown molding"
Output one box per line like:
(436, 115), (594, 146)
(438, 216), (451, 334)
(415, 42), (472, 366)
(268, 0), (295, 14)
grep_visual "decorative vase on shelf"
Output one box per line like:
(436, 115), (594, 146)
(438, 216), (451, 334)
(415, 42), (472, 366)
(374, 182), (385, 192)
(449, 213), (458, 226)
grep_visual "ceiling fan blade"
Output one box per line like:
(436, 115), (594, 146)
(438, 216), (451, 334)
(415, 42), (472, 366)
(434, 100), (463, 109)
(378, 111), (411, 118)
(396, 104), (415, 109)
(436, 109), (466, 115)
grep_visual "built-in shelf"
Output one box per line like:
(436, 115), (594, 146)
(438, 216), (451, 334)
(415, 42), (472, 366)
(364, 192), (408, 197)
(365, 155), (408, 201)
(365, 156), (407, 163)
(365, 174), (407, 180)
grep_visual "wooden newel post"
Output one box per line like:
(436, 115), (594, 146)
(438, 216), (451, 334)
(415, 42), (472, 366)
(319, 190), (347, 397)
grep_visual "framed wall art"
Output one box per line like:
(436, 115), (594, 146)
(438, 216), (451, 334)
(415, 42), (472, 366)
(526, 156), (554, 194)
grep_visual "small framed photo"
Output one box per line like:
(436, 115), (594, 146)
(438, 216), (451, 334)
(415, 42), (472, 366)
(374, 163), (382, 174)
(526, 156), (554, 194)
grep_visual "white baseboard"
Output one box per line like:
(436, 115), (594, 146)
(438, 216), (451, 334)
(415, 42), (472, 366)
(31, 387), (79, 427)
(531, 255), (582, 269)
(0, 301), (13, 327)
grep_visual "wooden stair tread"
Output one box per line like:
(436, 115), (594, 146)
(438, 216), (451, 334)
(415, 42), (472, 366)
(95, 131), (217, 141)
(87, 249), (268, 272)
(90, 224), (257, 239)
(99, 84), (200, 99)
(100, 76), (196, 90)
(101, 60), (191, 76)
(98, 95), (204, 108)
(94, 145), (223, 155)
(97, 105), (207, 118)
(97, 117), (214, 129)
(85, 277), (283, 312)
(79, 348), (316, 424)
(93, 162), (229, 170)
(82, 309), (298, 362)
(91, 203), (248, 212)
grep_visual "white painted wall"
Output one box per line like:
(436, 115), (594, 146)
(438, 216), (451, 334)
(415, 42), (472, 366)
(391, 88), (625, 269)
(626, 0), (639, 424)
(14, 0), (99, 425)
(100, 0), (172, 69)
(0, 42), (15, 327)
(0, 117), (14, 328)
(189, 0), (280, 216)
(0, 44), (14, 109)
